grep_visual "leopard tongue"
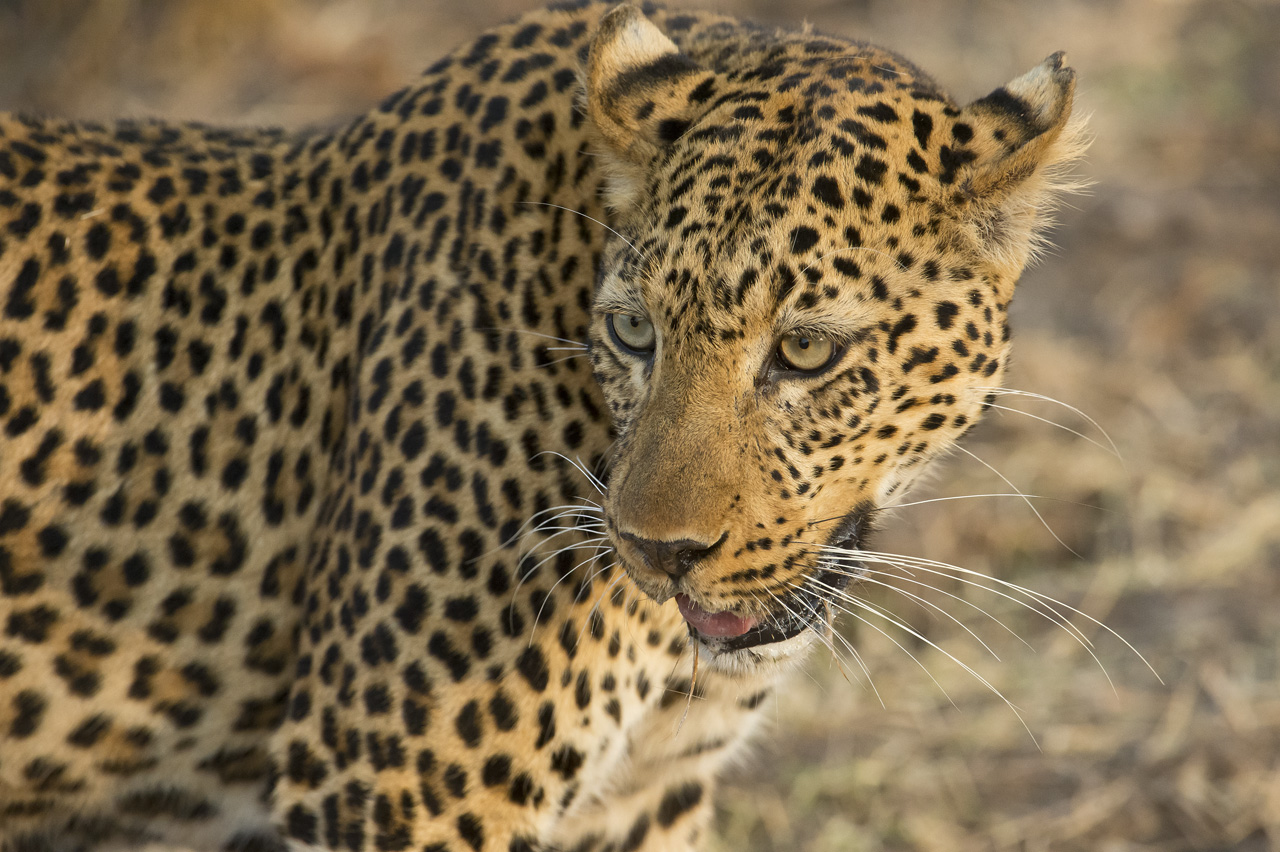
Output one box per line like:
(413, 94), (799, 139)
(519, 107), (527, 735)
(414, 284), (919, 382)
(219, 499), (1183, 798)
(675, 594), (758, 639)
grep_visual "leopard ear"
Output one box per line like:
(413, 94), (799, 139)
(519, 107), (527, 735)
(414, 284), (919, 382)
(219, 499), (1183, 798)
(584, 5), (718, 210)
(947, 53), (1089, 277)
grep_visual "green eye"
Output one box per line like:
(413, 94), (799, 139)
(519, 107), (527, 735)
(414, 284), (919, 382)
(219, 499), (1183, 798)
(777, 332), (837, 373)
(608, 313), (656, 354)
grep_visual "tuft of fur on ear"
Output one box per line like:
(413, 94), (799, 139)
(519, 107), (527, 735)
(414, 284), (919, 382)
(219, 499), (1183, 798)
(949, 53), (1091, 277)
(583, 5), (719, 212)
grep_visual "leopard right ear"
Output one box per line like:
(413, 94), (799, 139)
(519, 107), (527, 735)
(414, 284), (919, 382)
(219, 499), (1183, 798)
(584, 5), (718, 209)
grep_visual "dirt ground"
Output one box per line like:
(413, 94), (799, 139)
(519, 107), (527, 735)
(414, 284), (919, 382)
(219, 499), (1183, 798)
(2, 1), (1276, 849)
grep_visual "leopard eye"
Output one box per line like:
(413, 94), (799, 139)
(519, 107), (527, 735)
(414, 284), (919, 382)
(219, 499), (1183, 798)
(607, 313), (656, 355)
(777, 332), (837, 373)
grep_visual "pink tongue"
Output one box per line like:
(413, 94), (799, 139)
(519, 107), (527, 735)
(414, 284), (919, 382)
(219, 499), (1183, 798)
(676, 594), (758, 638)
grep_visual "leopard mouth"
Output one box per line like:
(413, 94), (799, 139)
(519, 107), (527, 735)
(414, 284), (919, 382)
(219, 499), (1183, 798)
(678, 557), (859, 652)
(626, 505), (873, 653)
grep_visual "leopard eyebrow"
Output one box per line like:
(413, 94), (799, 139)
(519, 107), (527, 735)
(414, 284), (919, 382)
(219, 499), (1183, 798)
(774, 309), (875, 347)
(593, 287), (649, 317)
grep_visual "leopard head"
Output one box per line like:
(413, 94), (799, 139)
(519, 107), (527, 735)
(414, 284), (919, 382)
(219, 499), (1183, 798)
(583, 5), (1086, 663)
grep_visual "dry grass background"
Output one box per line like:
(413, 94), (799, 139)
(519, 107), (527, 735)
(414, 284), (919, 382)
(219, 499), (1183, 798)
(1, 1), (1276, 849)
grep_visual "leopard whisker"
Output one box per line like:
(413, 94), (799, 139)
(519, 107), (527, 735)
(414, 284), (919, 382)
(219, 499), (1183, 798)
(748, 588), (847, 718)
(953, 444), (1082, 558)
(510, 515), (607, 608)
(535, 450), (609, 496)
(812, 582), (963, 711)
(572, 454), (609, 496)
(573, 566), (629, 650)
(517, 201), (648, 261)
(986, 402), (1122, 460)
(737, 583), (844, 690)
(496, 498), (603, 550)
(817, 551), (1090, 674)
(817, 546), (1095, 651)
(880, 492), (1107, 513)
(854, 565), (1035, 651)
(764, 591), (869, 701)
(480, 326), (588, 349)
(527, 506), (605, 532)
(529, 542), (616, 644)
(813, 577), (1040, 745)
(820, 545), (1161, 687)
(535, 353), (590, 369)
(819, 547), (1059, 652)
(819, 563), (1008, 659)
(529, 512), (607, 537)
(768, 587), (881, 701)
(824, 621), (886, 707)
(517, 518), (606, 561)
(522, 532), (609, 578)
(977, 385), (1122, 461)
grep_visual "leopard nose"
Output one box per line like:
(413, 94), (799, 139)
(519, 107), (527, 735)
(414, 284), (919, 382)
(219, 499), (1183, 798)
(620, 532), (726, 581)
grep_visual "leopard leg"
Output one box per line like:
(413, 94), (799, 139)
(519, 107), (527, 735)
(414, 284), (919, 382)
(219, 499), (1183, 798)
(547, 650), (780, 852)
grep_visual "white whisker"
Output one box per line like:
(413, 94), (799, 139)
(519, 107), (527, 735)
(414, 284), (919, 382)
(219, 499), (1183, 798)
(520, 532), (608, 580)
(574, 566), (628, 649)
(491, 498), (603, 551)
(977, 386), (1122, 461)
(573, 454), (609, 495)
(820, 547), (1094, 650)
(954, 444), (1081, 558)
(856, 565), (1034, 651)
(813, 577), (1040, 746)
(822, 618), (885, 707)
(536, 353), (590, 369)
(987, 403), (1121, 459)
(518, 201), (647, 261)
(508, 508), (606, 606)
(824, 566), (1006, 659)
(529, 543), (616, 644)
(826, 546), (1162, 687)
(822, 590), (962, 711)
(480, 327), (588, 348)
(882, 492), (1106, 513)
(535, 450), (608, 496)
(771, 587), (883, 704)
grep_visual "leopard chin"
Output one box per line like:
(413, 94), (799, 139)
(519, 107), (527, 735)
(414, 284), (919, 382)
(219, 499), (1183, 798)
(693, 623), (825, 675)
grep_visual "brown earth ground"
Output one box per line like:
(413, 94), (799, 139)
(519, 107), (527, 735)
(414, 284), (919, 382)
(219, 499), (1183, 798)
(2, 1), (1276, 849)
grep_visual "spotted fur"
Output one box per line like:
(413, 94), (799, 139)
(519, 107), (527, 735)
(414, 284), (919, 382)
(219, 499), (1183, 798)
(0, 3), (1083, 850)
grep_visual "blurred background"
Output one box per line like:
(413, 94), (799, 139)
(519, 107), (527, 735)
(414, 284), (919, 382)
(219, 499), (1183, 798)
(1, 1), (1275, 849)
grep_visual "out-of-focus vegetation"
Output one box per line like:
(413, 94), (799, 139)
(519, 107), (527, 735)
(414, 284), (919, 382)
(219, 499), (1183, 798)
(2, 1), (1275, 848)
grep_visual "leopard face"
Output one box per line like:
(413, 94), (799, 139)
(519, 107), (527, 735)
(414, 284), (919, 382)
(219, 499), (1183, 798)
(583, 7), (1083, 665)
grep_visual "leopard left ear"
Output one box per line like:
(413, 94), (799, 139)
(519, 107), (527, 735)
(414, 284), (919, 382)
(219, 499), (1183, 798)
(584, 5), (718, 210)
(947, 53), (1089, 278)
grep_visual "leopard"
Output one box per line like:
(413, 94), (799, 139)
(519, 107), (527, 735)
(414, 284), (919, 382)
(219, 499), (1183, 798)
(0, 2), (1086, 850)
